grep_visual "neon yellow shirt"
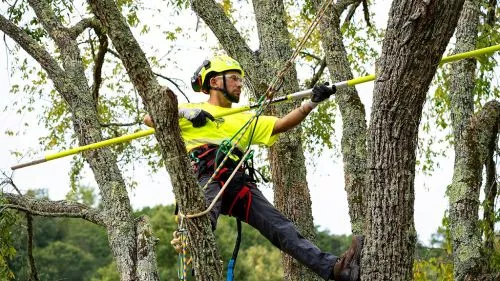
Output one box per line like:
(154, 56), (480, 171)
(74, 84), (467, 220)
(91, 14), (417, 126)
(179, 102), (279, 152)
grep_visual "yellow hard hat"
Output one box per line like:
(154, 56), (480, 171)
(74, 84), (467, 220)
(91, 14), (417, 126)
(191, 55), (244, 93)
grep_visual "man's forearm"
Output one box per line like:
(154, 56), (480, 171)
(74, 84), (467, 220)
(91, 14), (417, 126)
(271, 101), (317, 135)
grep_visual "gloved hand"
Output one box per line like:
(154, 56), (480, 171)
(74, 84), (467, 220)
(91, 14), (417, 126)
(179, 108), (215, 128)
(311, 82), (336, 103)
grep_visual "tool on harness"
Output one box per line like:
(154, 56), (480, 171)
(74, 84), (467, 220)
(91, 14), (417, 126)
(226, 219), (242, 281)
(176, 228), (188, 280)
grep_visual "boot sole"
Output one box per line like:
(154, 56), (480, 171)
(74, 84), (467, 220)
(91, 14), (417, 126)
(348, 235), (364, 281)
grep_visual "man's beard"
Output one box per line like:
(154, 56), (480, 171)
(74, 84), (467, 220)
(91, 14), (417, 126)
(226, 91), (240, 103)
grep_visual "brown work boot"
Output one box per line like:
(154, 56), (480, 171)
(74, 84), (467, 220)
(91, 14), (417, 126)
(330, 235), (364, 281)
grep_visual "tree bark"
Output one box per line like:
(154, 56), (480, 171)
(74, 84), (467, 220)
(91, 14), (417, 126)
(311, 0), (368, 235)
(448, 100), (500, 281)
(447, 1), (489, 280)
(449, 0), (478, 147)
(362, 0), (465, 280)
(26, 213), (39, 281)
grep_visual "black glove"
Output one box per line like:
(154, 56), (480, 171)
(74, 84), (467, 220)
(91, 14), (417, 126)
(311, 82), (336, 103)
(179, 108), (215, 128)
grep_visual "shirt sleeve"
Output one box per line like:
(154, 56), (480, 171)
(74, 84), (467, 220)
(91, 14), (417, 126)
(250, 115), (279, 147)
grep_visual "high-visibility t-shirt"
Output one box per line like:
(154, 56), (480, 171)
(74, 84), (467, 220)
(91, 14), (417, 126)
(179, 102), (279, 152)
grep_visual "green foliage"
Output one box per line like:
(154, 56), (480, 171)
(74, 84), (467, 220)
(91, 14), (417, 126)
(65, 184), (98, 207)
(238, 245), (283, 281)
(8, 187), (485, 281)
(4, 188), (354, 281)
(413, 215), (454, 280)
(8, 216), (111, 281)
(91, 261), (120, 281)
(413, 257), (453, 281)
(0, 197), (17, 280)
(35, 241), (96, 281)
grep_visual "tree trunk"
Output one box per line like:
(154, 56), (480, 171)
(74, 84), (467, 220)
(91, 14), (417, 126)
(362, 1), (465, 280)
(448, 100), (500, 281)
(447, 1), (486, 280)
(1, 0), (148, 279)
(312, 0), (368, 235)
(252, 1), (318, 280)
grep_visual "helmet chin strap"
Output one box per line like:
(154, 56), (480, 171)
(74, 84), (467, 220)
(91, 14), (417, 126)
(211, 75), (239, 103)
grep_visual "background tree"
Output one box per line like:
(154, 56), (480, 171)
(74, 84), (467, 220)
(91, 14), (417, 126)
(447, 1), (500, 280)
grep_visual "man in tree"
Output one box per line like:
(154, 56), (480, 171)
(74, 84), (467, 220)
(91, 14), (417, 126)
(144, 55), (364, 281)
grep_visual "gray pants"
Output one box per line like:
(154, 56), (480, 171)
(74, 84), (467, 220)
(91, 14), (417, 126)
(199, 172), (337, 280)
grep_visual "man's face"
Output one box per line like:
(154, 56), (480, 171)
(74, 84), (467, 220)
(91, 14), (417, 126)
(211, 70), (243, 103)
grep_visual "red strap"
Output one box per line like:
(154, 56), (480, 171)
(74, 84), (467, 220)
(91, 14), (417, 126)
(213, 167), (228, 180)
(228, 185), (252, 223)
(197, 147), (217, 159)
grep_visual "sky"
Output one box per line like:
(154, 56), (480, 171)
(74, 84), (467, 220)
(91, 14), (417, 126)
(0, 1), (491, 248)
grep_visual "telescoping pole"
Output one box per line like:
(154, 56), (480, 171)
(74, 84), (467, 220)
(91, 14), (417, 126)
(10, 44), (500, 170)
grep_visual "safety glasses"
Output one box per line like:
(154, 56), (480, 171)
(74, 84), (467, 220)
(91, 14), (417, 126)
(213, 74), (243, 83)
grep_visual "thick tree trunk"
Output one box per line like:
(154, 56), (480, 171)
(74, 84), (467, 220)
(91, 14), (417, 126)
(191, 1), (319, 280)
(252, 1), (318, 280)
(312, 0), (368, 235)
(362, 1), (465, 280)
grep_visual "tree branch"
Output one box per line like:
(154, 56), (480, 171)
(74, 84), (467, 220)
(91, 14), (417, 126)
(26, 213), (40, 281)
(87, 0), (159, 96)
(1, 193), (106, 226)
(68, 17), (101, 40)
(344, 0), (362, 23)
(92, 32), (108, 107)
(299, 51), (322, 62)
(27, 0), (89, 102)
(0, 14), (64, 78)
(336, 0), (361, 15)
(343, 0), (371, 27)
(27, 0), (66, 43)
(361, 0), (371, 27)
(154, 72), (190, 102)
(190, 0), (257, 75)
(99, 121), (142, 128)
(486, 0), (497, 26)
(306, 57), (327, 88)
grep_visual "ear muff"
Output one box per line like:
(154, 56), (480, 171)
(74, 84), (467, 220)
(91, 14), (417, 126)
(191, 60), (211, 92)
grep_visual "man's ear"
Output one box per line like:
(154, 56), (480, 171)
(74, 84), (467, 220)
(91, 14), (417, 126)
(209, 76), (219, 88)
